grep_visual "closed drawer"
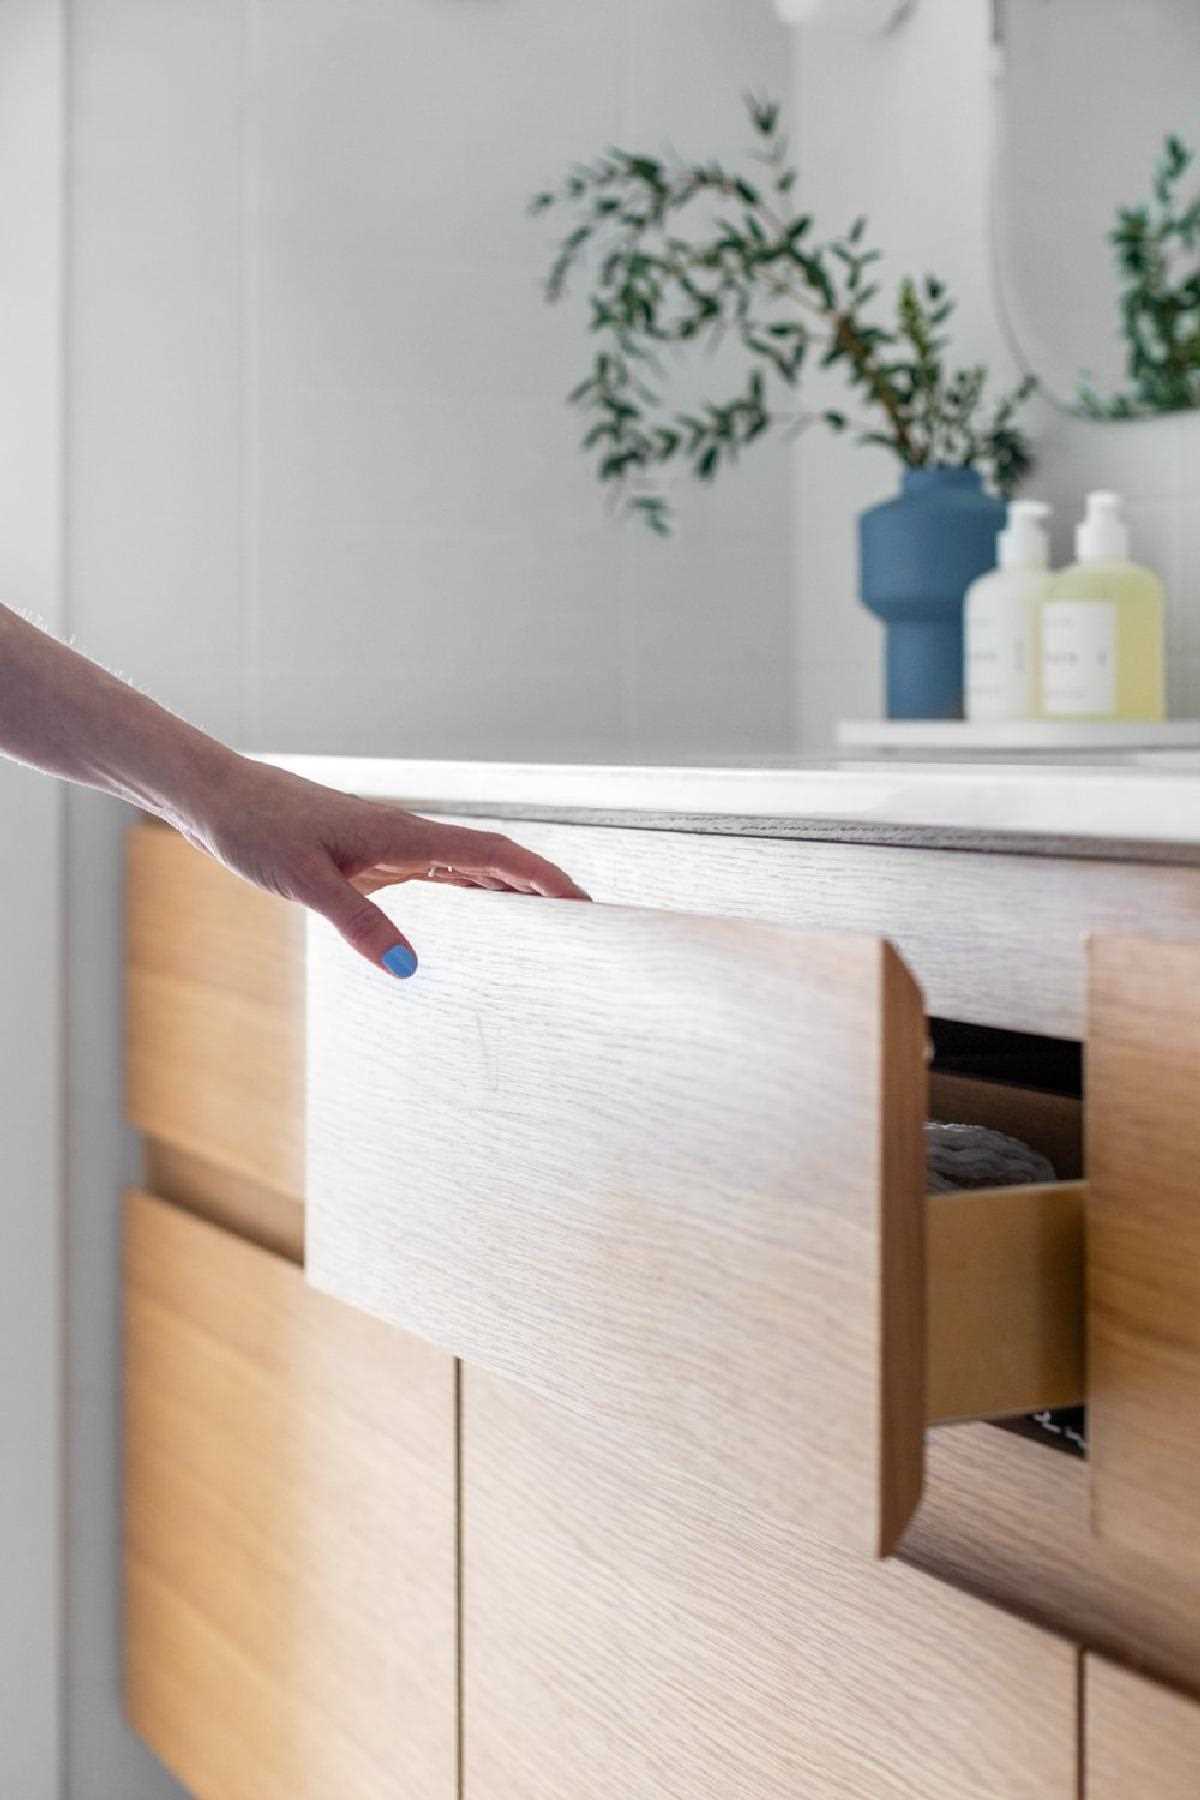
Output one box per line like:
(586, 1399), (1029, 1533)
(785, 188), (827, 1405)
(125, 823), (304, 1258)
(123, 1191), (456, 1800)
(462, 1364), (1078, 1800)
(307, 885), (1085, 1561)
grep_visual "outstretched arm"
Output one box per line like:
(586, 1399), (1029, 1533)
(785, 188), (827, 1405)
(0, 603), (589, 976)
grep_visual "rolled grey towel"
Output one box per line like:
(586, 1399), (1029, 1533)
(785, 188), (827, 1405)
(926, 1121), (1057, 1194)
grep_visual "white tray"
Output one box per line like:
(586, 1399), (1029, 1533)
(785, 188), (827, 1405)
(837, 720), (1200, 755)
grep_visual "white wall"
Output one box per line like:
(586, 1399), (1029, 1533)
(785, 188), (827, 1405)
(58, 4), (793, 1797)
(792, 0), (1200, 750)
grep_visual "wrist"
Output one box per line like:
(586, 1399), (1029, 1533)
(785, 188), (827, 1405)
(125, 720), (246, 841)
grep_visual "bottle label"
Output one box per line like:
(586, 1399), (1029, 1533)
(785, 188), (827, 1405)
(1042, 600), (1117, 716)
(966, 610), (1030, 720)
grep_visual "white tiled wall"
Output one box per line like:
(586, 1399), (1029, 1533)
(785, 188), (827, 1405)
(791, 0), (1200, 750)
(69, 0), (794, 765)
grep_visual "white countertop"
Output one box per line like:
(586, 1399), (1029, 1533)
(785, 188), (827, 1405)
(259, 753), (1200, 863)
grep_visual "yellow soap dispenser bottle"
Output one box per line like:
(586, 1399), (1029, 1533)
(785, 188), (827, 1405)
(965, 498), (1052, 721)
(1040, 491), (1165, 722)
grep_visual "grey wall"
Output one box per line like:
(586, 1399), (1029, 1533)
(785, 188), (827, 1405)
(0, 5), (65, 1795)
(57, 3), (794, 1797)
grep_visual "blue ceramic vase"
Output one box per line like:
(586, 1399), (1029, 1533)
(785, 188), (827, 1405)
(859, 466), (1006, 720)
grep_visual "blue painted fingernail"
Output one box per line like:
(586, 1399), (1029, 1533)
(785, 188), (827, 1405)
(382, 944), (418, 980)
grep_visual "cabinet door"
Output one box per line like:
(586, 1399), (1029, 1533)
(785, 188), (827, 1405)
(1089, 937), (1200, 1573)
(462, 1367), (1077, 1800)
(124, 1192), (456, 1800)
(1086, 1656), (1200, 1798)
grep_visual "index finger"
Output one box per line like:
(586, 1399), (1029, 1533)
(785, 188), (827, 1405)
(436, 826), (591, 901)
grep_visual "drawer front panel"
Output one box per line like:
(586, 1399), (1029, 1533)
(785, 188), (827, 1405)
(1089, 937), (1200, 1574)
(308, 888), (927, 1558)
(463, 1368), (1077, 1800)
(425, 814), (1200, 1038)
(123, 1192), (456, 1800)
(126, 824), (303, 1209)
(1086, 1656), (1200, 1797)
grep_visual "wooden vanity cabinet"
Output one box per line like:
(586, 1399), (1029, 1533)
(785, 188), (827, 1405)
(124, 810), (1200, 1800)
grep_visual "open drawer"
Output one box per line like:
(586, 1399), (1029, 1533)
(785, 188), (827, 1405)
(307, 889), (1085, 1560)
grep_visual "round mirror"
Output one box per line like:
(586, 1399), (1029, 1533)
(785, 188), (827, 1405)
(992, 0), (1200, 417)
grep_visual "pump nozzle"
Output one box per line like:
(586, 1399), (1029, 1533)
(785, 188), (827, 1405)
(998, 498), (1051, 571)
(1076, 490), (1130, 563)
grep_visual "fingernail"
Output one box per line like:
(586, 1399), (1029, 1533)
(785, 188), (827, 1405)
(382, 944), (418, 980)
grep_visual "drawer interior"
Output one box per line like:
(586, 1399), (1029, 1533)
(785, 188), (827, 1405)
(927, 1017), (1087, 1457)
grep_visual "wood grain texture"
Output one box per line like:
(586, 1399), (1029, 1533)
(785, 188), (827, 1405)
(1086, 1656), (1200, 1798)
(123, 1192), (456, 1800)
(309, 890), (928, 1558)
(422, 813), (1200, 1038)
(126, 821), (303, 1202)
(907, 1422), (1200, 1699)
(1089, 936), (1200, 1573)
(462, 1367), (1077, 1800)
(927, 1181), (1085, 1424)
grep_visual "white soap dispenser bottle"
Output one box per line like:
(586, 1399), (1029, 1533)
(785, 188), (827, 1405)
(964, 498), (1051, 722)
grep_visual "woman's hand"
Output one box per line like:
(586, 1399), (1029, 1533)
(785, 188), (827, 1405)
(187, 756), (590, 978)
(0, 604), (587, 973)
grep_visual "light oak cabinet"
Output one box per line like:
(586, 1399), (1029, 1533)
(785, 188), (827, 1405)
(124, 1191), (457, 1800)
(1085, 1656), (1200, 1798)
(124, 815), (1200, 1799)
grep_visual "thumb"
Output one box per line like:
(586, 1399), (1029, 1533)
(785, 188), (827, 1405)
(310, 870), (419, 979)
